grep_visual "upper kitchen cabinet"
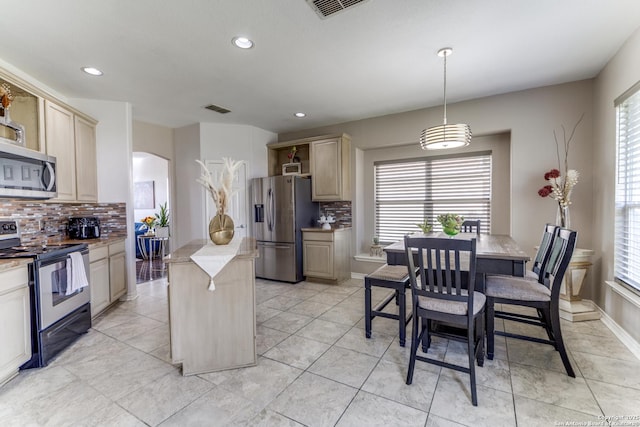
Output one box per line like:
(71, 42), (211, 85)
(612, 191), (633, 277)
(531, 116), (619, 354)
(310, 134), (351, 201)
(44, 100), (97, 202)
(0, 76), (41, 152)
(267, 141), (311, 177)
(267, 133), (351, 201)
(74, 115), (98, 201)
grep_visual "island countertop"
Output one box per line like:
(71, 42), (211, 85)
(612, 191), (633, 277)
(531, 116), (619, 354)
(166, 237), (257, 263)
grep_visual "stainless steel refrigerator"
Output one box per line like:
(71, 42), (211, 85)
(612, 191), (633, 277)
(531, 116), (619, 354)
(251, 175), (319, 282)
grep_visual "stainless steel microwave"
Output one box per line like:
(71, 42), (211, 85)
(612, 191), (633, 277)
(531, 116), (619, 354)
(0, 140), (57, 199)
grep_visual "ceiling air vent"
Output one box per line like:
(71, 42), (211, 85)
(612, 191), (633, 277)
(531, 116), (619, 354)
(204, 104), (231, 114)
(306, 0), (369, 18)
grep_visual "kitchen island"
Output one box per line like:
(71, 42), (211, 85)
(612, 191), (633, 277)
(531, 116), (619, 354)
(166, 238), (258, 376)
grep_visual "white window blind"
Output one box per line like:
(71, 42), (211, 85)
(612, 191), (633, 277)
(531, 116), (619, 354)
(615, 83), (640, 291)
(375, 152), (491, 244)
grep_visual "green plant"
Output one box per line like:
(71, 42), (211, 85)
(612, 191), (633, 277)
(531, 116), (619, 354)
(372, 236), (380, 245)
(437, 213), (464, 231)
(155, 202), (170, 227)
(416, 219), (432, 234)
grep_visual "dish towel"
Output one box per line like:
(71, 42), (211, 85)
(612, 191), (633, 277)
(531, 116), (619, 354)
(190, 238), (242, 291)
(66, 251), (89, 296)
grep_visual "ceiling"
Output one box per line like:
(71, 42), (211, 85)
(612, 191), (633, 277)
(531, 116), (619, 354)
(1, 0), (639, 134)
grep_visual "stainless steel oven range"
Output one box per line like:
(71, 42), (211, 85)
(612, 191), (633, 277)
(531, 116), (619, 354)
(0, 219), (90, 368)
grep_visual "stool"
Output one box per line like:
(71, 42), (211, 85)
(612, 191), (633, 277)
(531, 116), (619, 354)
(365, 264), (414, 346)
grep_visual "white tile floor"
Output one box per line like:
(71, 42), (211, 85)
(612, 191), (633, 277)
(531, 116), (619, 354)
(1, 276), (640, 426)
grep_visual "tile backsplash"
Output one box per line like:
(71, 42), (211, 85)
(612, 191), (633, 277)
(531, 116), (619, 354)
(0, 200), (127, 246)
(319, 201), (352, 228)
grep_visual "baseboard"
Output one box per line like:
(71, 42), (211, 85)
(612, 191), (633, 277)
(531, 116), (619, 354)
(351, 272), (366, 280)
(596, 305), (640, 360)
(353, 253), (386, 263)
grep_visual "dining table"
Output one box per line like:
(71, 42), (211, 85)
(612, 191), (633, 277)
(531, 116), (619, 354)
(383, 232), (531, 292)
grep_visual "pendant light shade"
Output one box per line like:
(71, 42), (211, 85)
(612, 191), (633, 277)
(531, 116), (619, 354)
(420, 47), (471, 150)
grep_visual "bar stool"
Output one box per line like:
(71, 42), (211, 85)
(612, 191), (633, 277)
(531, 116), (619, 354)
(365, 264), (415, 346)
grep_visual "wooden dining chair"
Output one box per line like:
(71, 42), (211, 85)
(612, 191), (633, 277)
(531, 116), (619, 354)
(485, 227), (577, 377)
(404, 235), (485, 406)
(525, 223), (558, 281)
(461, 219), (481, 235)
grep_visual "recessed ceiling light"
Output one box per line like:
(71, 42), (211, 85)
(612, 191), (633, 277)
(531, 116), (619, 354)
(294, 112), (306, 118)
(81, 67), (103, 76)
(232, 36), (254, 49)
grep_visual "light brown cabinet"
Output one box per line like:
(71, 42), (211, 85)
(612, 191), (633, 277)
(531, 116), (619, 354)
(74, 115), (98, 201)
(44, 100), (97, 202)
(109, 242), (127, 301)
(0, 264), (31, 386)
(267, 133), (351, 202)
(310, 135), (351, 201)
(89, 240), (127, 318)
(44, 100), (76, 200)
(302, 228), (351, 283)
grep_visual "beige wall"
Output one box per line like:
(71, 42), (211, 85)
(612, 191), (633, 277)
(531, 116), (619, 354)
(361, 133), (510, 246)
(280, 80), (595, 277)
(593, 27), (640, 343)
(133, 120), (174, 160)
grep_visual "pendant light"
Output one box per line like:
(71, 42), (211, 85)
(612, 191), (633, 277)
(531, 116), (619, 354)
(420, 47), (472, 150)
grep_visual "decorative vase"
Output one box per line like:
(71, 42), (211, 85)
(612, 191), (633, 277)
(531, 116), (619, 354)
(556, 205), (570, 229)
(209, 213), (234, 245)
(443, 226), (460, 237)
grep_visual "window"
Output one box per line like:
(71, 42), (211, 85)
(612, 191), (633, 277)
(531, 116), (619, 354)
(374, 152), (491, 244)
(615, 82), (640, 292)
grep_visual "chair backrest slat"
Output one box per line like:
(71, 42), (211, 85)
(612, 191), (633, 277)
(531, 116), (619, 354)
(540, 228), (577, 296)
(461, 220), (481, 235)
(533, 224), (558, 281)
(404, 235), (477, 306)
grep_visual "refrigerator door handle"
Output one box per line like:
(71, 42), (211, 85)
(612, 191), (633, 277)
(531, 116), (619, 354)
(267, 188), (275, 232)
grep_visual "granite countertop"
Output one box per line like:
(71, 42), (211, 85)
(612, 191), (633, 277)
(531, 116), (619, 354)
(301, 227), (352, 233)
(0, 236), (126, 271)
(60, 235), (126, 249)
(166, 237), (258, 264)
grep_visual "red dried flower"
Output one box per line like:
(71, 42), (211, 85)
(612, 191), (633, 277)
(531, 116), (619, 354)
(545, 169), (561, 180)
(538, 185), (553, 197)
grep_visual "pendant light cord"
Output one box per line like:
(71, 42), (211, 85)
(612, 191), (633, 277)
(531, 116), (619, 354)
(442, 50), (448, 125)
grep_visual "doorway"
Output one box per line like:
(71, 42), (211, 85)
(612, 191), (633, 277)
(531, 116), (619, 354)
(132, 152), (171, 283)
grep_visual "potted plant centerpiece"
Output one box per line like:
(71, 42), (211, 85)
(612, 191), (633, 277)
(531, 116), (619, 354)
(437, 213), (464, 237)
(155, 202), (170, 238)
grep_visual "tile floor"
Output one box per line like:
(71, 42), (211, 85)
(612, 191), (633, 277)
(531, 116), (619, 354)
(1, 276), (640, 426)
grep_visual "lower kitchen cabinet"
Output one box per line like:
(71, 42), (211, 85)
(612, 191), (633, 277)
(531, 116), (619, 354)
(0, 264), (31, 386)
(109, 242), (127, 301)
(302, 228), (351, 283)
(89, 240), (127, 318)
